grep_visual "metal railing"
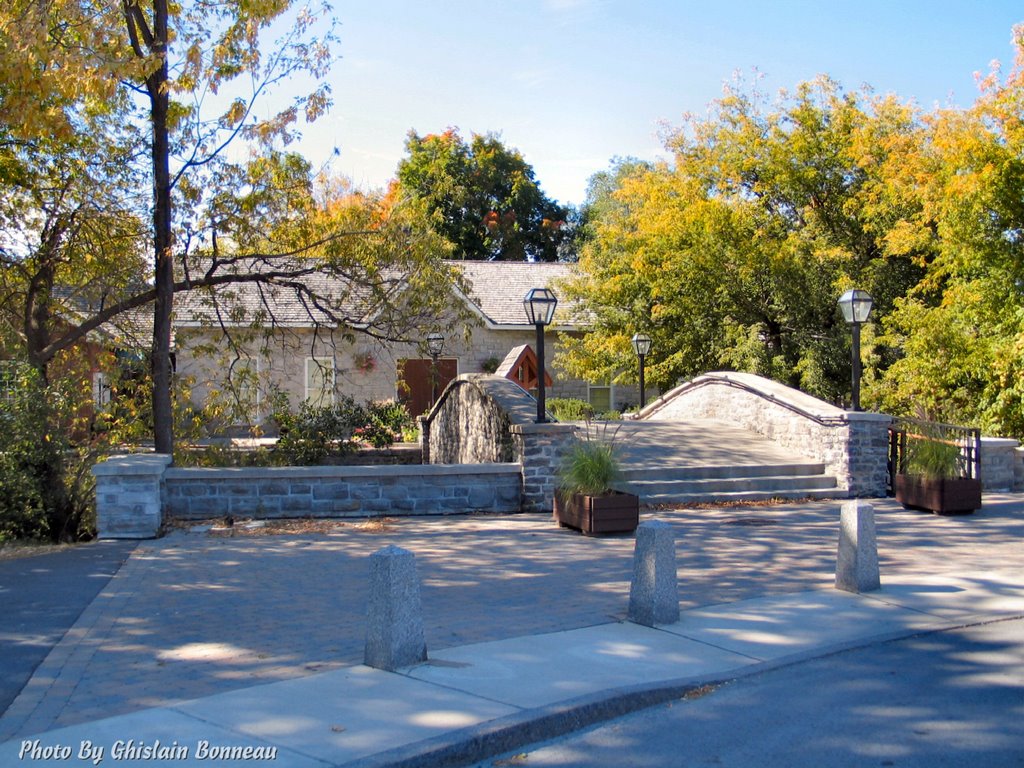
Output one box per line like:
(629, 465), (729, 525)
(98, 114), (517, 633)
(887, 416), (981, 494)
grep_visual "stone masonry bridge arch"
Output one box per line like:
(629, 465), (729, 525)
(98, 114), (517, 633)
(638, 372), (892, 498)
(420, 371), (894, 512)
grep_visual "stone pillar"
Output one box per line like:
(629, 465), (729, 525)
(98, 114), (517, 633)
(510, 422), (578, 512)
(979, 437), (1020, 492)
(836, 500), (880, 593)
(628, 520), (680, 626)
(93, 454), (172, 539)
(364, 545), (427, 671)
(843, 413), (894, 498)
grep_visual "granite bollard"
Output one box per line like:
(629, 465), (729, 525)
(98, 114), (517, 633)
(836, 499), (881, 593)
(628, 520), (680, 626)
(364, 545), (428, 671)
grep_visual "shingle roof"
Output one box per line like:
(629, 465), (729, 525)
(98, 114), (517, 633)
(172, 259), (393, 328)
(450, 260), (573, 326)
(171, 258), (577, 330)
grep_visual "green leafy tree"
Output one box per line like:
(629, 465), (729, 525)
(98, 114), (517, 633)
(0, 3), (474, 538)
(1, 0), (338, 454)
(396, 128), (572, 261)
(560, 77), (925, 404)
(876, 25), (1024, 435)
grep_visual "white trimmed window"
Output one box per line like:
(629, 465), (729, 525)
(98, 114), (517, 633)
(588, 381), (613, 414)
(92, 372), (112, 409)
(229, 360), (261, 424)
(305, 357), (335, 406)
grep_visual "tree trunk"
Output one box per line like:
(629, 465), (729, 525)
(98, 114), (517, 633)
(147, 0), (174, 455)
(24, 259), (55, 385)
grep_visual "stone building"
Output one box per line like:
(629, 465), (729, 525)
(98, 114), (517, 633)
(172, 260), (641, 432)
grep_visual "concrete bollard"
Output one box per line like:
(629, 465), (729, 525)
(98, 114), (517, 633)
(364, 545), (428, 671)
(836, 500), (881, 593)
(628, 520), (680, 626)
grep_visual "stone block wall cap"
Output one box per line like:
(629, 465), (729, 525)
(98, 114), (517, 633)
(164, 463), (521, 479)
(509, 422), (580, 435)
(842, 411), (893, 423)
(646, 370), (872, 424)
(981, 436), (1021, 448)
(92, 453), (173, 476)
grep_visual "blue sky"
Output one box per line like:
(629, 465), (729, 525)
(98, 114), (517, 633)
(293, 1), (1023, 206)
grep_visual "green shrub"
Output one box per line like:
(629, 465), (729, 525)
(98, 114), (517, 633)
(0, 452), (49, 543)
(272, 397), (362, 464)
(271, 395), (408, 464)
(0, 363), (98, 542)
(548, 397), (595, 422)
(366, 400), (413, 447)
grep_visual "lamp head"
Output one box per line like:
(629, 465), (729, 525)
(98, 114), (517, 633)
(631, 332), (653, 357)
(838, 289), (873, 324)
(523, 287), (558, 326)
(426, 332), (444, 357)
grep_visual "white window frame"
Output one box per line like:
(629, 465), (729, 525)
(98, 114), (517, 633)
(229, 358), (262, 424)
(92, 371), (112, 410)
(305, 356), (336, 405)
(587, 380), (614, 413)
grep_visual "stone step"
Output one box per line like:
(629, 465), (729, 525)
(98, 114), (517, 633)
(637, 487), (841, 506)
(617, 473), (838, 498)
(618, 462), (827, 482)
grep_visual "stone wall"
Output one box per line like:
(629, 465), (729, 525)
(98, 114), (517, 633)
(511, 422), (579, 512)
(423, 374), (538, 464)
(979, 437), (1021, 492)
(94, 455), (523, 537)
(642, 372), (892, 497)
(422, 374), (579, 511)
(93, 454), (172, 539)
(163, 464), (522, 520)
(1016, 448), (1024, 491)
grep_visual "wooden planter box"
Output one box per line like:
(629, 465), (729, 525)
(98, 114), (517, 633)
(553, 490), (640, 535)
(894, 474), (982, 515)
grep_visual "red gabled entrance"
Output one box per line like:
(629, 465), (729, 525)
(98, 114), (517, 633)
(494, 344), (551, 394)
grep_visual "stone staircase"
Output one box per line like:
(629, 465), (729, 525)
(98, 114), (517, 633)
(615, 461), (839, 506)
(594, 419), (842, 506)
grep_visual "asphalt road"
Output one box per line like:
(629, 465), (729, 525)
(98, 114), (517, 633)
(0, 541), (136, 715)
(476, 619), (1024, 768)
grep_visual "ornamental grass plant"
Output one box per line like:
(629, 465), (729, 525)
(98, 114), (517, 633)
(905, 434), (963, 480)
(557, 421), (623, 498)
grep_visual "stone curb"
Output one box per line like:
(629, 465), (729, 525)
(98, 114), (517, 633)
(339, 613), (1024, 768)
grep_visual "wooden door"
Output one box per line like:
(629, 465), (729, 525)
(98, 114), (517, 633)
(397, 358), (458, 417)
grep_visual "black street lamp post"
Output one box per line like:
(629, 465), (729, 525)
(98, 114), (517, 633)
(631, 333), (652, 410)
(523, 288), (558, 424)
(426, 332), (444, 408)
(837, 289), (873, 412)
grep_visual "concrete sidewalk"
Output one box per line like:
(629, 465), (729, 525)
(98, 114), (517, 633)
(3, 567), (1023, 768)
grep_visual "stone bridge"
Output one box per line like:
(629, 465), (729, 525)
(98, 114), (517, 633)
(95, 371), (1023, 538)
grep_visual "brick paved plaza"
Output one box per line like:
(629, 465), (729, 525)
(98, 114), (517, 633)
(3, 495), (1021, 742)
